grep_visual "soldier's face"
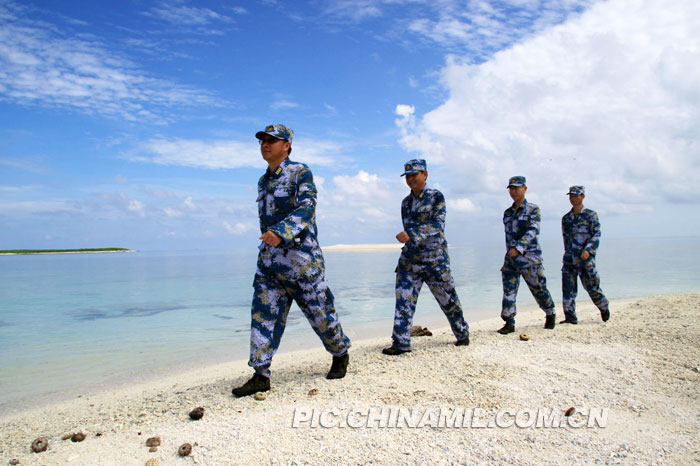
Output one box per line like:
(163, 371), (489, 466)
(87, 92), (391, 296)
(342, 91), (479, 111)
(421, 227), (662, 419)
(568, 193), (584, 207)
(508, 185), (527, 203)
(405, 171), (427, 193)
(259, 137), (290, 166)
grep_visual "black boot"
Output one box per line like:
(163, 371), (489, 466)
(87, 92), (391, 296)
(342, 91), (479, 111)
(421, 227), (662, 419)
(455, 334), (470, 346)
(544, 314), (556, 329)
(232, 373), (270, 397)
(601, 309), (610, 322)
(382, 347), (411, 355)
(326, 353), (349, 379)
(497, 323), (515, 335)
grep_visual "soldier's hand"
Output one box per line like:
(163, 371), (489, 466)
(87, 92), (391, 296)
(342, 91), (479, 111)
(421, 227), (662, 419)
(508, 247), (520, 257)
(396, 231), (410, 243)
(580, 250), (590, 260)
(260, 231), (282, 247)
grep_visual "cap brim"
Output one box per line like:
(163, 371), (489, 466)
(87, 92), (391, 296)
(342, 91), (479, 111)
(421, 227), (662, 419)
(255, 131), (286, 141)
(401, 171), (420, 176)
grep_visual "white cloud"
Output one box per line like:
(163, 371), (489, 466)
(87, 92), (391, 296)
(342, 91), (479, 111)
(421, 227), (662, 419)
(127, 138), (261, 169)
(317, 170), (400, 234)
(224, 221), (255, 235)
(163, 207), (183, 218)
(293, 139), (349, 167)
(396, 0), (700, 218)
(449, 198), (478, 213)
(125, 136), (348, 169)
(271, 100), (299, 110)
(0, 1), (218, 122)
(163, 196), (197, 218)
(329, 170), (392, 206)
(395, 104), (414, 119)
(127, 199), (146, 217)
(320, 0), (593, 60)
(0, 199), (77, 215)
(182, 196), (196, 210)
(323, 0), (383, 21)
(146, 2), (230, 27)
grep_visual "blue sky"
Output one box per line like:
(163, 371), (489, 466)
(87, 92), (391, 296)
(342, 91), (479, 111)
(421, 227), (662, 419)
(1, 0), (698, 251)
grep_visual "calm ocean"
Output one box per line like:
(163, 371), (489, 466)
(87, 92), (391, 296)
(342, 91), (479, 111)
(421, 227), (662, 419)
(1, 236), (698, 409)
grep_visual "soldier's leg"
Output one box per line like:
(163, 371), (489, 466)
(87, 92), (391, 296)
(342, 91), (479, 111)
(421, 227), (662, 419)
(579, 260), (610, 313)
(424, 267), (469, 340)
(561, 262), (579, 321)
(248, 274), (293, 378)
(521, 264), (556, 315)
(292, 272), (352, 356)
(501, 265), (520, 325)
(391, 267), (423, 350)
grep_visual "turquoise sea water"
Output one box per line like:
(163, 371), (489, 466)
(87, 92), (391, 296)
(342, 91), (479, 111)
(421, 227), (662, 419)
(1, 236), (698, 410)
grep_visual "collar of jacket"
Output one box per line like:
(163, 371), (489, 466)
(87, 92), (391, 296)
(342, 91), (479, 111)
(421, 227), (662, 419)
(265, 157), (289, 178)
(510, 198), (528, 212)
(410, 188), (426, 199)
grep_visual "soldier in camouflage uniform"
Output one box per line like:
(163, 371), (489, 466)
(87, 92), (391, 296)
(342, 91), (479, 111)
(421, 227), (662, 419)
(382, 159), (470, 355)
(232, 124), (351, 397)
(498, 176), (557, 334)
(561, 186), (610, 324)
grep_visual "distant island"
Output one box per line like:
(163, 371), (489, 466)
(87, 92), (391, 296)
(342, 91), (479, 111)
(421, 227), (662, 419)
(0, 248), (134, 255)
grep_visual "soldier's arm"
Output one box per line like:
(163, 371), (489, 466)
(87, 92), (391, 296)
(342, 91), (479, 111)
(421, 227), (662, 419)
(584, 211), (601, 256)
(561, 214), (571, 260)
(514, 205), (541, 254)
(405, 191), (446, 243)
(267, 166), (316, 244)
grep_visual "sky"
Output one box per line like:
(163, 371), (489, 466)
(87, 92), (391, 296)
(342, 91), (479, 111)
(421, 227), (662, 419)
(1, 0), (698, 251)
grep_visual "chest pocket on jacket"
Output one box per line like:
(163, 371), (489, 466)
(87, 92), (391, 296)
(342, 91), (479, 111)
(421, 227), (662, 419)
(516, 214), (531, 231)
(412, 204), (433, 222)
(574, 219), (590, 234)
(505, 214), (528, 234)
(270, 185), (295, 213)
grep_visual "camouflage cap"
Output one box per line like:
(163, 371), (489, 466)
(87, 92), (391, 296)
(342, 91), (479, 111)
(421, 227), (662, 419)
(401, 159), (427, 176)
(567, 185), (585, 195)
(255, 124), (294, 142)
(507, 176), (526, 188)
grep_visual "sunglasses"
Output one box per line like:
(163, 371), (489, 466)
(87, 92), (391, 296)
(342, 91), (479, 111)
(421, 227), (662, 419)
(258, 137), (283, 145)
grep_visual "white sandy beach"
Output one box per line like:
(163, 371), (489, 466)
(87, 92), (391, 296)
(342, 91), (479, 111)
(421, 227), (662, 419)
(1, 293), (699, 465)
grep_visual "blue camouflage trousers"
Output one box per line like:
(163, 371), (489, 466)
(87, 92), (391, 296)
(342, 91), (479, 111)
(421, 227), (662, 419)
(391, 263), (469, 351)
(562, 260), (609, 320)
(501, 259), (555, 324)
(249, 269), (351, 378)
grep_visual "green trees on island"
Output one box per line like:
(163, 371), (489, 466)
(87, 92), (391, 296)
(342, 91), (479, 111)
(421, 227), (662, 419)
(0, 248), (132, 254)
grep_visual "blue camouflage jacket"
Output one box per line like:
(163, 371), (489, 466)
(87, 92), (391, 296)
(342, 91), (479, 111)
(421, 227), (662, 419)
(503, 199), (544, 265)
(256, 157), (324, 275)
(397, 187), (449, 268)
(562, 207), (601, 264)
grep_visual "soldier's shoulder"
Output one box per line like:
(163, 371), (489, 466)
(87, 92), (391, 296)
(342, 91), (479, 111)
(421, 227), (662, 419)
(283, 160), (313, 181)
(283, 158), (310, 172)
